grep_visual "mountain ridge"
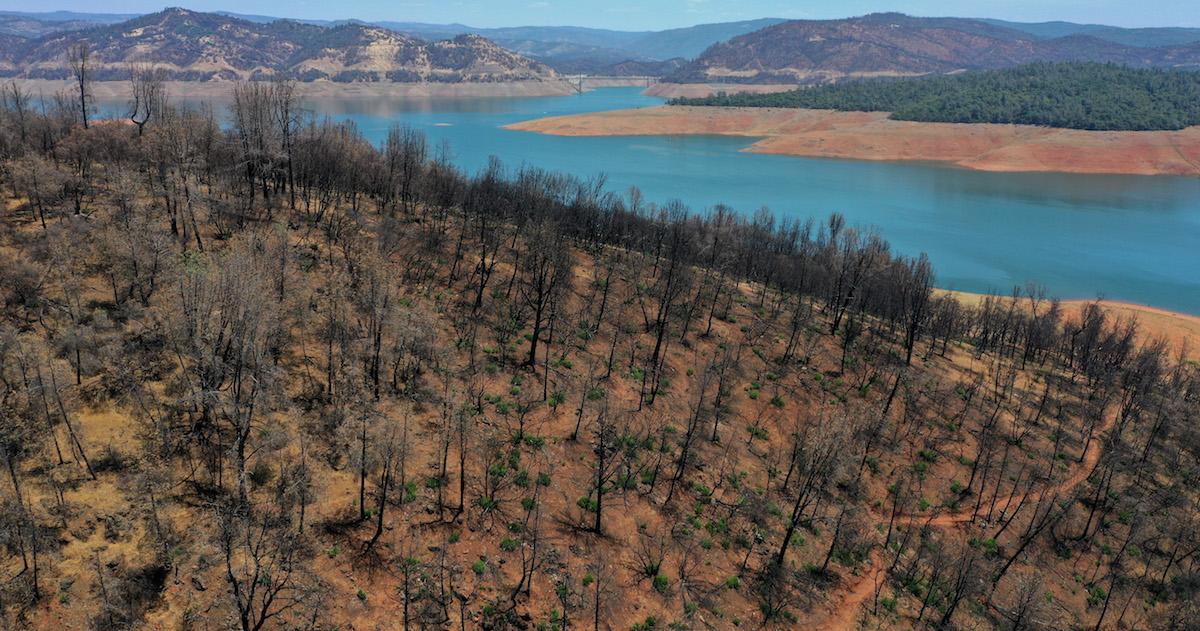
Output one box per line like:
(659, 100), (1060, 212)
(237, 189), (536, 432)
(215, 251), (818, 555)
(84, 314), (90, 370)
(0, 10), (787, 68)
(0, 8), (558, 83)
(666, 13), (1200, 84)
(4, 10), (1200, 81)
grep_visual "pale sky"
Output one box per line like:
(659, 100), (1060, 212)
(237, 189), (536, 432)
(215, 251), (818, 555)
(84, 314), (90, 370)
(6, 0), (1200, 31)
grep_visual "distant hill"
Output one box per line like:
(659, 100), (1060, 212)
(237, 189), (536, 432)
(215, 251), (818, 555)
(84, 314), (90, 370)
(980, 19), (1200, 48)
(666, 13), (1200, 84)
(545, 57), (688, 77)
(0, 8), (557, 83)
(0, 14), (111, 38)
(621, 19), (789, 60)
(319, 19), (789, 62)
(0, 9), (140, 40)
(5, 10), (1200, 82)
(0, 11), (786, 77)
(0, 10), (136, 23)
(670, 62), (1200, 131)
(374, 18), (788, 71)
(381, 25), (648, 69)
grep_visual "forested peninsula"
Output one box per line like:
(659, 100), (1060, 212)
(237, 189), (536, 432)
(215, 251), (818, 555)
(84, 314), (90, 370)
(670, 62), (1200, 131)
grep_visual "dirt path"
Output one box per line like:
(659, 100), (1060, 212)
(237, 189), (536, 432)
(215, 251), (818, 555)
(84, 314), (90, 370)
(817, 407), (1117, 630)
(819, 549), (885, 631)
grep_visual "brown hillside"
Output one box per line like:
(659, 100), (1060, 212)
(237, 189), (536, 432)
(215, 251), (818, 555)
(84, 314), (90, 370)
(0, 8), (557, 82)
(0, 88), (1197, 631)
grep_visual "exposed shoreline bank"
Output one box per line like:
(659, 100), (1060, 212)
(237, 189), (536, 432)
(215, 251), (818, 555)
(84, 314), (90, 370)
(644, 83), (800, 99)
(940, 291), (1200, 360)
(11, 79), (582, 100)
(505, 105), (1200, 177)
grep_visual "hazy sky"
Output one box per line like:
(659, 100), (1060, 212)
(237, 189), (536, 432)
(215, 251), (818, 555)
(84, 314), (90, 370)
(8, 0), (1200, 31)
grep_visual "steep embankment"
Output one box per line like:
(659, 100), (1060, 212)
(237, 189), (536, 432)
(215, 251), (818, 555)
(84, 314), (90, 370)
(506, 106), (1200, 176)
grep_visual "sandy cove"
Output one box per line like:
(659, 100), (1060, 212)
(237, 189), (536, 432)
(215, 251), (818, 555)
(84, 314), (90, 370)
(505, 105), (1200, 176)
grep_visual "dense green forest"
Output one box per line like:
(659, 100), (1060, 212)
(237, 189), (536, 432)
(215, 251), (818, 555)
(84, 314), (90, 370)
(670, 62), (1200, 131)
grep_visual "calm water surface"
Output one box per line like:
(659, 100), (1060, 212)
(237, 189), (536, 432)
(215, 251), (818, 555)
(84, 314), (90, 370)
(131, 87), (1200, 313)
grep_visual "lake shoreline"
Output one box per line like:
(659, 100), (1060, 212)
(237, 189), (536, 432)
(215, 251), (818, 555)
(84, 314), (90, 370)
(644, 83), (801, 98)
(71, 86), (1200, 315)
(505, 105), (1200, 177)
(940, 291), (1200, 360)
(12, 79), (582, 100)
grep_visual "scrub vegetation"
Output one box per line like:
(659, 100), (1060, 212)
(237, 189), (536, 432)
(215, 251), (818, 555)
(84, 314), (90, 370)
(0, 65), (1197, 630)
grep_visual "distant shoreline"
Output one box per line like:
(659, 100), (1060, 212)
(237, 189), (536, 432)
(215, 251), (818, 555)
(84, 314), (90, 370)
(504, 105), (1200, 177)
(8, 79), (798, 102)
(644, 83), (800, 99)
(9, 79), (582, 100)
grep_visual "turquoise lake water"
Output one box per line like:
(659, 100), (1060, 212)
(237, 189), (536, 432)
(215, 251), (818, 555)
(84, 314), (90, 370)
(108, 87), (1200, 313)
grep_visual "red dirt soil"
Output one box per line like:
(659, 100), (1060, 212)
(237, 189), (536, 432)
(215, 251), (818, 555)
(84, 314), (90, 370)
(803, 291), (1189, 631)
(818, 387), (1120, 630)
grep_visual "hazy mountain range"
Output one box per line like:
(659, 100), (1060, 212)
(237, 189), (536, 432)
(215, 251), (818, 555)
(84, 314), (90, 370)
(2, 8), (1200, 83)
(667, 13), (1200, 84)
(0, 9), (785, 74)
(0, 9), (557, 82)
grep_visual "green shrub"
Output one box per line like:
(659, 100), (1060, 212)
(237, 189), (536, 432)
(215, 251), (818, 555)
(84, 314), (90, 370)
(1087, 586), (1107, 607)
(652, 575), (669, 593)
(248, 461), (273, 488)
